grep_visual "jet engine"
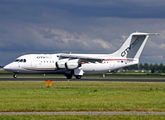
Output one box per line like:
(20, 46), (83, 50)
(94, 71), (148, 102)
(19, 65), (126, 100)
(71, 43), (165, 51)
(65, 59), (80, 70)
(56, 58), (69, 69)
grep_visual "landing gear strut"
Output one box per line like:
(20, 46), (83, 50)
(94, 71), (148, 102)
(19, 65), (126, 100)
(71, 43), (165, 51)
(13, 73), (17, 78)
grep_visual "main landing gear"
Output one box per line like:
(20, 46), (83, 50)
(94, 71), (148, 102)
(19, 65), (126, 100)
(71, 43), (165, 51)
(13, 73), (18, 78)
(75, 75), (82, 79)
(65, 74), (72, 79)
(65, 74), (82, 79)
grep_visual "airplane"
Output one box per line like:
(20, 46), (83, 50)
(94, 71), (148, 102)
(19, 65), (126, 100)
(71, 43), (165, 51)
(3, 32), (159, 79)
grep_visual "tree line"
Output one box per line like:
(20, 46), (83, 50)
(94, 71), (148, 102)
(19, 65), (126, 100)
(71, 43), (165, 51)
(123, 63), (165, 73)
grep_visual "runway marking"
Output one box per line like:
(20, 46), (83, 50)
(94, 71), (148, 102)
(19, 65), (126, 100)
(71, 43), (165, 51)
(1, 112), (165, 115)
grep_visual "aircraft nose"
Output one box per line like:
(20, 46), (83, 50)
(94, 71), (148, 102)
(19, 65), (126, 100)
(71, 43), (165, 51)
(3, 62), (19, 72)
(3, 64), (11, 71)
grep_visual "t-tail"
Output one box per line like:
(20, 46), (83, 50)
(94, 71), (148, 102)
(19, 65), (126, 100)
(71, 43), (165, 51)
(112, 32), (160, 59)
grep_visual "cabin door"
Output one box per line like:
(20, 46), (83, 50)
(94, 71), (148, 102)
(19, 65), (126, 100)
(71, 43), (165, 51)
(109, 61), (114, 68)
(31, 57), (36, 67)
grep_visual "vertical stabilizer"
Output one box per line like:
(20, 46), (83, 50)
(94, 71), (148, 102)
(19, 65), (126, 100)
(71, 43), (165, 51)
(112, 32), (159, 59)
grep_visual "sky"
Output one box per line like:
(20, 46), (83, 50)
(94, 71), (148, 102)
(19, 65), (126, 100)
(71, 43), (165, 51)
(0, 0), (165, 66)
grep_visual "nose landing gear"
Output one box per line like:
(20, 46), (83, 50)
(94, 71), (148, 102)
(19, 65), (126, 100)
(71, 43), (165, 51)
(13, 73), (18, 78)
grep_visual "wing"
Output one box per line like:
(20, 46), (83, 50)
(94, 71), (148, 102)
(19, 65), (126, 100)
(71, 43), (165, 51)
(59, 54), (106, 60)
(56, 54), (107, 70)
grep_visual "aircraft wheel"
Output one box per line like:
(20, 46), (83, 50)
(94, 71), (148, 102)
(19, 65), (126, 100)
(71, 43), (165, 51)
(13, 74), (17, 78)
(75, 75), (82, 79)
(65, 74), (72, 79)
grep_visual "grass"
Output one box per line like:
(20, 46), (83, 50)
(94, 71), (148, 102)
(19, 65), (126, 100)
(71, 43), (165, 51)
(1, 115), (165, 120)
(0, 81), (165, 112)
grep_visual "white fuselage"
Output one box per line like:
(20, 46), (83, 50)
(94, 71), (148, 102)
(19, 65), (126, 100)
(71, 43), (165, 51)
(4, 54), (138, 74)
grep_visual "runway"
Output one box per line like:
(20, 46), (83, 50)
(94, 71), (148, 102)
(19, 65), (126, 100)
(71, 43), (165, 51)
(0, 78), (165, 82)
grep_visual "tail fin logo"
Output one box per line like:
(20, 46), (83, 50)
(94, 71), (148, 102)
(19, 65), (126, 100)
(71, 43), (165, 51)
(121, 37), (140, 57)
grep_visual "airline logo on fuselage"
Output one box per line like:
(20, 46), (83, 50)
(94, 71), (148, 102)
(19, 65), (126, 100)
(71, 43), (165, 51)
(121, 37), (139, 57)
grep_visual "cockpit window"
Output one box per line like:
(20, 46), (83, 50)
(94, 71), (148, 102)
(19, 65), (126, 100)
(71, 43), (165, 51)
(19, 59), (23, 62)
(14, 59), (26, 63)
(15, 59), (19, 62)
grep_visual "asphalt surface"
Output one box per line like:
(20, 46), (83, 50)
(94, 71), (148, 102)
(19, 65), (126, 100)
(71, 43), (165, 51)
(0, 78), (165, 82)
